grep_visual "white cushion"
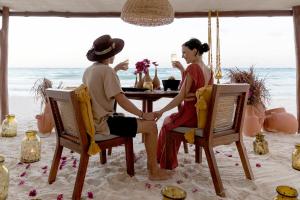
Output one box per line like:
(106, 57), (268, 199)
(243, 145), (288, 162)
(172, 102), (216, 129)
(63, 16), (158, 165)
(172, 127), (203, 137)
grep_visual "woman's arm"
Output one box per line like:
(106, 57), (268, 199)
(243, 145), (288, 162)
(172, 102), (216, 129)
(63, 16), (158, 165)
(156, 73), (193, 118)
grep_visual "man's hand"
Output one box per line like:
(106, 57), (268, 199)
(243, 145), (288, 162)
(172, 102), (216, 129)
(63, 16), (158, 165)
(142, 112), (156, 121)
(114, 60), (129, 72)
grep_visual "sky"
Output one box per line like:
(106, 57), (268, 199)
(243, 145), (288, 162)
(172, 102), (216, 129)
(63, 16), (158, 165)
(7, 16), (296, 68)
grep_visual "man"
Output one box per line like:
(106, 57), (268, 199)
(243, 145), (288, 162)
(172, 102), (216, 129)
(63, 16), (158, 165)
(83, 34), (171, 180)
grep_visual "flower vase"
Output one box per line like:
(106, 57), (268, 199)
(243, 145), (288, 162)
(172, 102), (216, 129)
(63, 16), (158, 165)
(143, 71), (153, 90)
(134, 74), (138, 88)
(136, 73), (144, 89)
(242, 104), (265, 137)
(152, 67), (160, 90)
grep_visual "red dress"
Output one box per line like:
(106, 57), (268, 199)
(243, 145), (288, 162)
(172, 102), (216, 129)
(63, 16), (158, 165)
(157, 63), (213, 169)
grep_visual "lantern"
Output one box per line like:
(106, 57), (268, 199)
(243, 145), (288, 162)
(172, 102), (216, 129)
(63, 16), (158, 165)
(1, 114), (17, 137)
(21, 130), (41, 163)
(0, 155), (9, 200)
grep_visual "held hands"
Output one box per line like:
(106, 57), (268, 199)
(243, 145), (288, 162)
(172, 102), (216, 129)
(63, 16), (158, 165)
(114, 60), (129, 72)
(140, 111), (164, 121)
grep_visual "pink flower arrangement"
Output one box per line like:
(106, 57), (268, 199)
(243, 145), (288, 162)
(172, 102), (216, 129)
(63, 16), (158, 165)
(134, 59), (158, 74)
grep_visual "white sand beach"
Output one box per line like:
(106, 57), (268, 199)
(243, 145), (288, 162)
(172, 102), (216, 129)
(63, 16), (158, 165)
(1, 96), (300, 200)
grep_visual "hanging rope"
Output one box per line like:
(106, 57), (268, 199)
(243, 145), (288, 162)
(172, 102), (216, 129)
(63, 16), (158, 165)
(215, 10), (223, 84)
(208, 10), (213, 71)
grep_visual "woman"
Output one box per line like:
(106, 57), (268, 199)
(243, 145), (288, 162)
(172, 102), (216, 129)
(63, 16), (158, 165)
(83, 34), (171, 180)
(155, 38), (213, 169)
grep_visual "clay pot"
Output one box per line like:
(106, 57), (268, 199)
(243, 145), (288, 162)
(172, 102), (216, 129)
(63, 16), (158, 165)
(243, 104), (265, 137)
(263, 107), (298, 134)
(36, 102), (54, 134)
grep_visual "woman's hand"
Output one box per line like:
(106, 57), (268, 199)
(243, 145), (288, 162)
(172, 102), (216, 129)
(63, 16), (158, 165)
(114, 60), (129, 72)
(172, 61), (184, 73)
(142, 112), (156, 121)
(153, 110), (164, 121)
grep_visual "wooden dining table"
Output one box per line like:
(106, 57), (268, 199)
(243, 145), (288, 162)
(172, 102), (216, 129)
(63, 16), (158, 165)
(123, 89), (179, 113)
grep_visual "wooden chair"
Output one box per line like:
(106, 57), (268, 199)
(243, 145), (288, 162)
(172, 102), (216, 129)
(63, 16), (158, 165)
(164, 84), (254, 197)
(46, 89), (134, 200)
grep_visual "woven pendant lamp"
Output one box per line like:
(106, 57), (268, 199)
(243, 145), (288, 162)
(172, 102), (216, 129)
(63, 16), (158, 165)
(121, 0), (174, 26)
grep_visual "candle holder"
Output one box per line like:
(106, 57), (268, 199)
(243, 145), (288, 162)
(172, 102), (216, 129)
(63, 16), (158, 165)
(0, 155), (9, 200)
(253, 132), (269, 155)
(274, 185), (298, 200)
(161, 185), (186, 200)
(292, 144), (300, 171)
(1, 114), (17, 137)
(21, 130), (41, 163)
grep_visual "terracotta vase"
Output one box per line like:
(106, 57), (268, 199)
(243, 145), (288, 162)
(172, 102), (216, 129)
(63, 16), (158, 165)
(263, 107), (298, 134)
(152, 67), (160, 90)
(242, 104), (265, 137)
(136, 73), (144, 88)
(36, 102), (54, 134)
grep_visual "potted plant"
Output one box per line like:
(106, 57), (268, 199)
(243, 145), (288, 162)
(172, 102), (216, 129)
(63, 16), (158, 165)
(227, 66), (270, 137)
(31, 78), (63, 134)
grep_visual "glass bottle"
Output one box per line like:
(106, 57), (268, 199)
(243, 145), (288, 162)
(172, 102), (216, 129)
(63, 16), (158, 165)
(1, 114), (17, 137)
(274, 185), (298, 200)
(152, 67), (160, 90)
(253, 133), (269, 155)
(0, 155), (9, 200)
(292, 144), (300, 170)
(21, 130), (41, 163)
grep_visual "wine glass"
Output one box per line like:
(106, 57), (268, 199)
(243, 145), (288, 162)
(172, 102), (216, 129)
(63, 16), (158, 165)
(171, 53), (178, 67)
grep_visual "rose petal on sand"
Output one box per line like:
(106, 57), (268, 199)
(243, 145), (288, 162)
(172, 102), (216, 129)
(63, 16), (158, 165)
(42, 165), (48, 170)
(18, 180), (25, 185)
(26, 164), (31, 169)
(61, 156), (67, 161)
(20, 172), (26, 177)
(256, 163), (261, 168)
(57, 194), (63, 200)
(29, 189), (37, 197)
(87, 191), (94, 199)
(145, 183), (151, 189)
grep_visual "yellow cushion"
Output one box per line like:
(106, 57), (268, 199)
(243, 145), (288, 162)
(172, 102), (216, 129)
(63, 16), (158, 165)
(74, 84), (101, 156)
(184, 85), (213, 144)
(195, 85), (213, 129)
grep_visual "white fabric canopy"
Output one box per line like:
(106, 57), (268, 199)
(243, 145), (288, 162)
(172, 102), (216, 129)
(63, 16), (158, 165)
(0, 0), (299, 13)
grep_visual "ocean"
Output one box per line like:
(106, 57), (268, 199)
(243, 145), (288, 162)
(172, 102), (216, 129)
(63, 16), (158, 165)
(8, 67), (297, 114)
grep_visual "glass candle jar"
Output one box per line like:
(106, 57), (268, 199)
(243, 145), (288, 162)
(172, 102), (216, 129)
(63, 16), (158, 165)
(0, 155), (9, 200)
(21, 130), (41, 163)
(274, 185), (298, 200)
(1, 114), (17, 137)
(161, 185), (186, 200)
(292, 144), (300, 171)
(253, 133), (269, 155)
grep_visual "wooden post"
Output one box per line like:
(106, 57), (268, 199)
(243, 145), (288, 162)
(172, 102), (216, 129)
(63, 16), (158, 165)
(0, 7), (9, 121)
(293, 6), (300, 132)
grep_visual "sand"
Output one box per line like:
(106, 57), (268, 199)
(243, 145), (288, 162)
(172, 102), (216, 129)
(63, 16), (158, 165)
(0, 96), (299, 200)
